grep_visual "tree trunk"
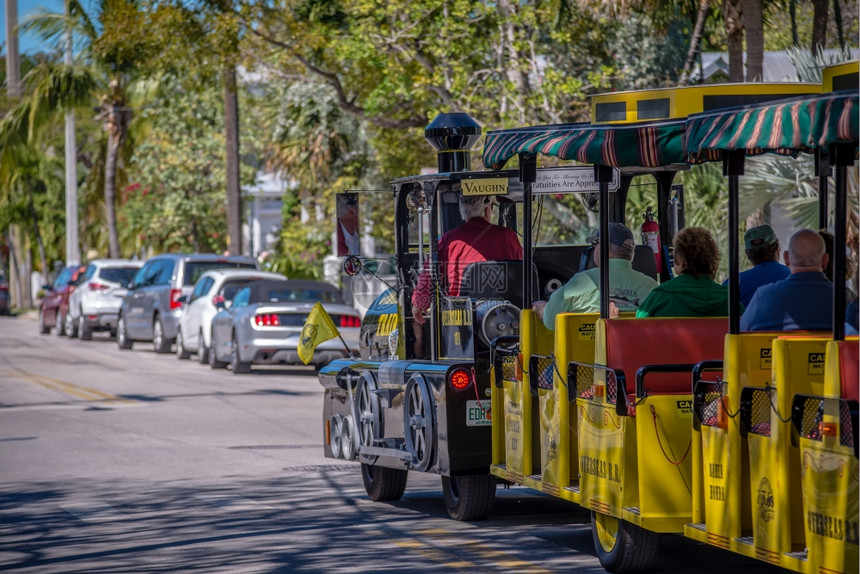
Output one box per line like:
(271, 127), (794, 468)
(833, 0), (844, 51)
(790, 0), (798, 46)
(27, 185), (48, 286)
(104, 111), (122, 258)
(743, 0), (764, 81)
(679, 0), (711, 86)
(811, 0), (828, 54)
(224, 64), (242, 255)
(724, 0), (745, 82)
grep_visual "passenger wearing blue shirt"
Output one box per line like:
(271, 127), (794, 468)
(724, 224), (790, 307)
(741, 229), (833, 332)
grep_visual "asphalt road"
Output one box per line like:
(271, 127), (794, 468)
(0, 313), (788, 573)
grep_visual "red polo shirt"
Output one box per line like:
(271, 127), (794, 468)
(412, 218), (523, 309)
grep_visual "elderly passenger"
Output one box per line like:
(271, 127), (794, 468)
(741, 229), (833, 332)
(636, 227), (736, 318)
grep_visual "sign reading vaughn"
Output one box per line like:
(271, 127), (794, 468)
(532, 167), (620, 194)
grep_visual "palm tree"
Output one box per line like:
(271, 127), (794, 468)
(18, 0), (158, 258)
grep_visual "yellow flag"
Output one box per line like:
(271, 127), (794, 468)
(298, 302), (340, 364)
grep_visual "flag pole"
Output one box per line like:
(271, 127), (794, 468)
(337, 332), (355, 359)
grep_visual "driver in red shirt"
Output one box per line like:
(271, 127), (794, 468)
(412, 194), (523, 324)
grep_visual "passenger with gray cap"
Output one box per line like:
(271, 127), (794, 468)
(532, 222), (657, 330)
(723, 224), (789, 307)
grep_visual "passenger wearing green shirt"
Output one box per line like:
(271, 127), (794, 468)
(636, 226), (742, 318)
(532, 223), (657, 330)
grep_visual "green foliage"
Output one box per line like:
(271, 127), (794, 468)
(125, 77), (237, 253)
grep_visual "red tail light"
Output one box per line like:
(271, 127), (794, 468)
(0, 284), (7, 292)
(339, 315), (361, 328)
(169, 288), (182, 309)
(254, 314), (280, 327)
(88, 282), (109, 292)
(448, 367), (473, 392)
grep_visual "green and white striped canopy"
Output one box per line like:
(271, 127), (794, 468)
(481, 120), (688, 170)
(685, 91), (858, 164)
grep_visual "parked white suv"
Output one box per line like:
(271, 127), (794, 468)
(176, 268), (286, 363)
(67, 259), (143, 340)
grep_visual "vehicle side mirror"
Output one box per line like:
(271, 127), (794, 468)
(42, 284), (51, 291)
(178, 295), (188, 304)
(343, 255), (362, 276)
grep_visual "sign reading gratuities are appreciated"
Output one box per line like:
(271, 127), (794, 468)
(532, 167), (620, 194)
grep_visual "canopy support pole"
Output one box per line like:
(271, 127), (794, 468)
(596, 165), (614, 319)
(519, 153), (536, 309)
(815, 148), (831, 229)
(831, 143), (852, 341)
(724, 150), (745, 335)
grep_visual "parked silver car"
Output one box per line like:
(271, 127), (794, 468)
(66, 259), (143, 340)
(176, 268), (286, 363)
(117, 253), (258, 353)
(210, 279), (360, 374)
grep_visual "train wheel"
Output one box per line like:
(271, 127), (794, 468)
(590, 511), (659, 573)
(354, 371), (382, 464)
(441, 475), (495, 521)
(360, 463), (407, 501)
(403, 375), (435, 472)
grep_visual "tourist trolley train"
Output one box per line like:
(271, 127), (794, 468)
(318, 63), (858, 572)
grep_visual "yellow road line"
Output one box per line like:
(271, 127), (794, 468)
(383, 527), (554, 573)
(0, 369), (133, 404)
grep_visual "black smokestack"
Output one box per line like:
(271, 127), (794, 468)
(424, 113), (481, 173)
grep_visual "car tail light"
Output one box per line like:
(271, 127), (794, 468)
(88, 282), (109, 292)
(448, 367), (473, 392)
(169, 288), (182, 309)
(254, 313), (280, 327)
(339, 315), (361, 328)
(0, 284), (7, 292)
(212, 294), (225, 306)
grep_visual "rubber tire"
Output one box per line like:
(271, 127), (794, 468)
(65, 312), (78, 339)
(117, 316), (133, 350)
(55, 311), (66, 337)
(591, 511), (659, 573)
(152, 317), (171, 354)
(78, 314), (93, 341)
(209, 337), (228, 369)
(441, 474), (495, 521)
(230, 333), (251, 374)
(38, 309), (50, 334)
(175, 329), (191, 360)
(360, 463), (407, 501)
(198, 330), (210, 365)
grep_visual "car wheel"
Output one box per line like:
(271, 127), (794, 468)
(230, 333), (251, 374)
(55, 311), (67, 337)
(117, 316), (133, 350)
(591, 511), (659, 572)
(361, 463), (408, 501)
(38, 309), (50, 335)
(175, 329), (191, 360)
(153, 317), (171, 354)
(78, 314), (93, 341)
(198, 330), (210, 365)
(65, 312), (78, 339)
(441, 474), (496, 521)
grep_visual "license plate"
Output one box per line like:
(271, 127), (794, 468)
(466, 400), (491, 426)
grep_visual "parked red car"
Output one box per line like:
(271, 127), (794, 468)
(0, 270), (9, 315)
(39, 264), (86, 336)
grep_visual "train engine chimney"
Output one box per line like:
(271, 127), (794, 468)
(424, 113), (481, 173)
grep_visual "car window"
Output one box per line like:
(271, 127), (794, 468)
(154, 260), (175, 285)
(232, 287), (251, 308)
(99, 266), (138, 284)
(251, 287), (341, 304)
(184, 261), (256, 286)
(219, 279), (256, 301)
(190, 277), (214, 302)
(53, 268), (72, 289)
